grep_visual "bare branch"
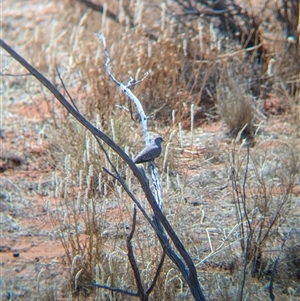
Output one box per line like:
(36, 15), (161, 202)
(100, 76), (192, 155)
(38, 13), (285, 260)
(55, 66), (79, 112)
(0, 38), (206, 301)
(126, 72), (149, 88)
(93, 283), (138, 297)
(96, 33), (163, 209)
(127, 206), (147, 300)
(95, 33), (150, 145)
(268, 229), (293, 301)
(236, 145), (251, 300)
(76, 0), (134, 27)
(1, 72), (31, 77)
(101, 165), (154, 229)
(146, 247), (166, 295)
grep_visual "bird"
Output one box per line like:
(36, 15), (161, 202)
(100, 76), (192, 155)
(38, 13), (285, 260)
(133, 136), (164, 164)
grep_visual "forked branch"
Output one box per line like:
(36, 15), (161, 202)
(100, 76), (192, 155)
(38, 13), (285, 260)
(0, 38), (206, 301)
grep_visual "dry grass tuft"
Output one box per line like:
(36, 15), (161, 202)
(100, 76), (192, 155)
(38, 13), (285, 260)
(217, 72), (255, 139)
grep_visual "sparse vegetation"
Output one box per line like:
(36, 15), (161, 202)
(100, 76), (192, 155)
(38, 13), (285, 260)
(1, 0), (299, 300)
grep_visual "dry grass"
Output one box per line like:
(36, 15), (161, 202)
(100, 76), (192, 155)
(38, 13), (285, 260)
(1, 0), (300, 300)
(216, 71), (255, 139)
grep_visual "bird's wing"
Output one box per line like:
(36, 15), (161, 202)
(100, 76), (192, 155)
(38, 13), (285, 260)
(134, 144), (160, 163)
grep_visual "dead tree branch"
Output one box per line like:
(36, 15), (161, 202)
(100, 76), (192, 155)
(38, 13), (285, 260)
(0, 38), (206, 301)
(127, 206), (147, 300)
(96, 33), (163, 209)
(76, 0), (134, 27)
(93, 283), (138, 297)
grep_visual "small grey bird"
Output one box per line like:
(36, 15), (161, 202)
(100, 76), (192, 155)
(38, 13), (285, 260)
(134, 136), (164, 164)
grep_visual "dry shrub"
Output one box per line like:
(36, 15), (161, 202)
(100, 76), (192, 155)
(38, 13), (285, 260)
(47, 0), (268, 128)
(217, 70), (255, 138)
(227, 141), (300, 297)
(4, 0), (297, 129)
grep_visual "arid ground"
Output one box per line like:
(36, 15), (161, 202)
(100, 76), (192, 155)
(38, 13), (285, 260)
(1, 0), (300, 300)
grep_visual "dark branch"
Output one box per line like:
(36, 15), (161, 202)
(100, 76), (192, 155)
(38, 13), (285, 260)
(55, 66), (79, 112)
(268, 229), (292, 301)
(1, 72), (31, 77)
(146, 247), (166, 295)
(127, 206), (147, 300)
(93, 283), (138, 297)
(77, 0), (134, 27)
(0, 38), (206, 301)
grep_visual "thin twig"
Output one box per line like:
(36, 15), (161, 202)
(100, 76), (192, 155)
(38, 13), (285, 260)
(126, 72), (149, 88)
(1, 72), (31, 77)
(77, 0), (134, 27)
(127, 206), (147, 300)
(242, 146), (251, 231)
(230, 146), (245, 252)
(146, 247), (167, 295)
(93, 283), (138, 297)
(100, 165), (154, 229)
(239, 145), (251, 301)
(268, 228), (293, 301)
(55, 66), (79, 112)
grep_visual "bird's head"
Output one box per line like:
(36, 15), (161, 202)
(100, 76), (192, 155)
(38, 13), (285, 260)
(154, 136), (164, 145)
